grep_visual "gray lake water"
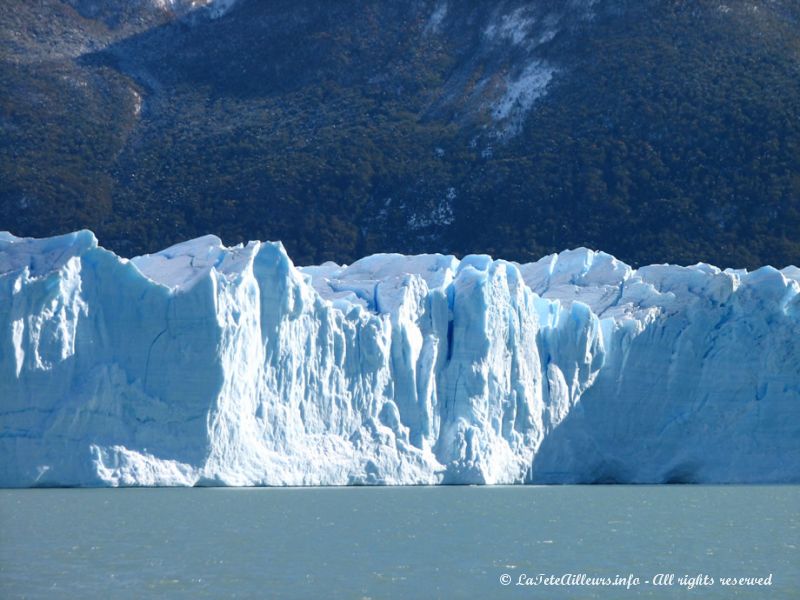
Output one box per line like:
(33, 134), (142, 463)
(1, 486), (798, 599)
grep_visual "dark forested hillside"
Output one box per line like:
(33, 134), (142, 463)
(1, 0), (799, 268)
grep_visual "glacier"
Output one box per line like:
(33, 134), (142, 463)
(1, 230), (798, 487)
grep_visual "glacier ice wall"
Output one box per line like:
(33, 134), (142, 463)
(1, 231), (798, 487)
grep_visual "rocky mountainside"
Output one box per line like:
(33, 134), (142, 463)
(1, 0), (799, 267)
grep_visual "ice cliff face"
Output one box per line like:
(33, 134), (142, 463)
(1, 231), (798, 487)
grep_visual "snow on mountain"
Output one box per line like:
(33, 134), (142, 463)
(1, 231), (798, 487)
(153, 0), (238, 19)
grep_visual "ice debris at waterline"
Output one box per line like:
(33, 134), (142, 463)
(1, 231), (799, 487)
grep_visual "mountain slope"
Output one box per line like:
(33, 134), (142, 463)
(1, 0), (799, 267)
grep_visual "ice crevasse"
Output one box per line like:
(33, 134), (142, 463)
(1, 230), (798, 487)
